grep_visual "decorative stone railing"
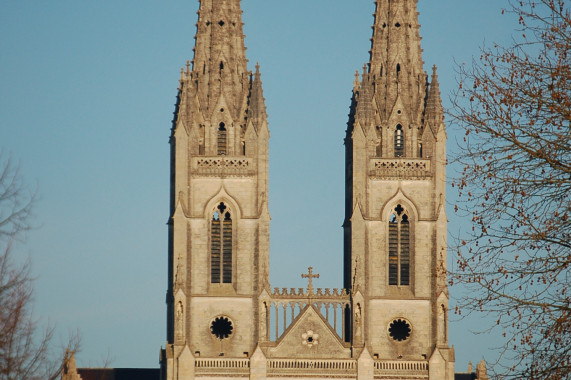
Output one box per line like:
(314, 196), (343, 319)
(195, 358), (249, 375)
(268, 359), (356, 376)
(263, 288), (351, 344)
(369, 158), (432, 179)
(192, 358), (428, 378)
(270, 287), (349, 299)
(374, 360), (429, 378)
(191, 156), (255, 177)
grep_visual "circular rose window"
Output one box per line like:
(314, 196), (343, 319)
(388, 319), (411, 342)
(210, 316), (233, 340)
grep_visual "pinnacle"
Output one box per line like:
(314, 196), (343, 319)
(248, 63), (267, 121)
(355, 66), (374, 122)
(353, 70), (360, 91)
(425, 64), (444, 124)
(431, 65), (440, 89)
(428, 65), (441, 101)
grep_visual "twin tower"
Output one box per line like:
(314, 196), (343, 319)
(161, 1), (453, 379)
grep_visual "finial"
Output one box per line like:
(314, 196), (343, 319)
(254, 62), (261, 80)
(180, 67), (184, 81)
(301, 266), (320, 295)
(353, 70), (360, 90)
(186, 60), (191, 74)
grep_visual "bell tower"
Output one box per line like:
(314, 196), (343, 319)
(344, 0), (454, 378)
(162, 0), (270, 377)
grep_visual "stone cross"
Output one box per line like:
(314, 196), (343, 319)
(301, 266), (320, 294)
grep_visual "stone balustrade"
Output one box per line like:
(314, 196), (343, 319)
(374, 360), (429, 378)
(194, 358), (250, 376)
(369, 158), (432, 179)
(270, 287), (349, 298)
(192, 358), (428, 378)
(191, 156), (255, 177)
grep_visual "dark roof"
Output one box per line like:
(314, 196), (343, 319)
(455, 374), (477, 380)
(77, 368), (160, 380)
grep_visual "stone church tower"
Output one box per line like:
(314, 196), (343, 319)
(161, 0), (270, 377)
(343, 0), (454, 377)
(159, 0), (456, 379)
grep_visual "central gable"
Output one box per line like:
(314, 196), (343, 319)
(269, 305), (351, 359)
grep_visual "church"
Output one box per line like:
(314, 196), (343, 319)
(62, 0), (489, 379)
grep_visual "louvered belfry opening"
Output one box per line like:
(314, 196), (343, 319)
(222, 210), (232, 283)
(394, 124), (404, 157)
(217, 122), (227, 155)
(211, 202), (232, 284)
(388, 214), (399, 285)
(400, 215), (410, 285)
(388, 204), (410, 286)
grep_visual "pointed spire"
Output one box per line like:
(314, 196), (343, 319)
(174, 0), (268, 156)
(61, 350), (81, 380)
(425, 65), (444, 124)
(248, 62), (267, 122)
(369, 0), (424, 76)
(366, 0), (426, 124)
(191, 0), (249, 114)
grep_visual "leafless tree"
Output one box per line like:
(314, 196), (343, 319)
(449, 1), (570, 379)
(0, 152), (79, 380)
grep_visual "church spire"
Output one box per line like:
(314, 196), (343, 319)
(369, 0), (424, 73)
(368, 0), (426, 123)
(191, 0), (249, 117)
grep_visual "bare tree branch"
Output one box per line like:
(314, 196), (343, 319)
(449, 1), (570, 378)
(0, 151), (80, 380)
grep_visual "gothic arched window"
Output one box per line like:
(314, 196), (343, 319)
(388, 204), (410, 286)
(217, 122), (227, 155)
(394, 124), (404, 157)
(211, 202), (232, 283)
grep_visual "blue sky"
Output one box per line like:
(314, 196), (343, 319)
(1, 0), (515, 371)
